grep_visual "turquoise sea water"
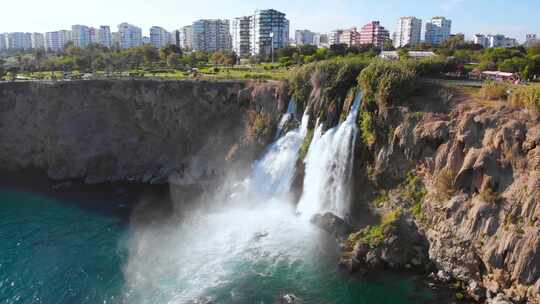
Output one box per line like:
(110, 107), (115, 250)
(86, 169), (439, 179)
(0, 188), (439, 304)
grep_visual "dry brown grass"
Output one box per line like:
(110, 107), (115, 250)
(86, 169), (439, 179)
(478, 81), (508, 101)
(432, 169), (456, 201)
(509, 85), (540, 117)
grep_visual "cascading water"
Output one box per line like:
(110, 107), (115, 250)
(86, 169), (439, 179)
(123, 107), (327, 303)
(121, 91), (431, 304)
(296, 91), (363, 220)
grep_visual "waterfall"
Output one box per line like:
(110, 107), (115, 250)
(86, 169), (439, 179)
(296, 90), (363, 219)
(248, 110), (309, 199)
(274, 98), (298, 140)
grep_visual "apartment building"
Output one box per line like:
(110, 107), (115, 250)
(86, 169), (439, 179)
(191, 19), (231, 52)
(98, 26), (112, 48)
(118, 23), (142, 49)
(6, 32), (32, 50)
(313, 33), (329, 48)
(72, 25), (91, 48)
(252, 9), (289, 57)
(295, 29), (316, 46)
(424, 16), (452, 45)
(45, 30), (72, 51)
(170, 30), (181, 47)
(338, 28), (360, 47)
(359, 21), (390, 47)
(232, 16), (253, 58)
(393, 17), (422, 48)
(330, 30), (344, 45)
(31, 33), (45, 49)
(150, 26), (171, 49)
(89, 27), (98, 44)
(182, 25), (193, 49)
(0, 33), (7, 50)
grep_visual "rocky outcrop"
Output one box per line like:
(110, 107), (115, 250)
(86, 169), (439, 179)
(372, 93), (540, 303)
(0, 80), (288, 184)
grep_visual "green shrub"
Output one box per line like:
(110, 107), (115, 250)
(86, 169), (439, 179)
(479, 81), (508, 100)
(361, 209), (401, 248)
(359, 109), (376, 145)
(358, 59), (418, 109)
(298, 128), (314, 160)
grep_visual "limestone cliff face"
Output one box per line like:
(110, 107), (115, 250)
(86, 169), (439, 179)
(0, 80), (288, 184)
(368, 90), (540, 303)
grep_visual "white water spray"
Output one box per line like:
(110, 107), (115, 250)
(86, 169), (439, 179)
(123, 107), (332, 303)
(296, 91), (363, 219)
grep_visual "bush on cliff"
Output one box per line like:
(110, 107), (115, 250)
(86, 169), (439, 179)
(358, 59), (418, 110)
(479, 81), (508, 100)
(288, 57), (369, 111)
(509, 85), (540, 116)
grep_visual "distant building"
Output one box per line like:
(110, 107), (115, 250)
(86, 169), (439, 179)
(31, 32), (45, 49)
(0, 33), (7, 50)
(525, 34), (538, 47)
(118, 23), (142, 49)
(232, 16), (253, 58)
(313, 33), (329, 48)
(182, 25), (193, 49)
(252, 9), (289, 56)
(338, 27), (360, 47)
(473, 34), (489, 48)
(329, 29), (343, 45)
(6, 32), (32, 50)
(393, 16), (422, 48)
(424, 16), (451, 45)
(71, 25), (91, 48)
(98, 26), (112, 48)
(45, 30), (72, 51)
(142, 36), (151, 44)
(359, 21), (390, 47)
(295, 29), (316, 46)
(170, 29), (181, 47)
(191, 19), (231, 52)
(88, 27), (98, 44)
(150, 26), (170, 49)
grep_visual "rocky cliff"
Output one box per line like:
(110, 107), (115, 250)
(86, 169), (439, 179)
(0, 80), (288, 184)
(346, 85), (539, 303)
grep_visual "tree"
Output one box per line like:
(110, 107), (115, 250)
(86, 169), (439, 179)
(398, 48), (410, 60)
(0, 58), (5, 80)
(329, 44), (348, 57)
(160, 44), (183, 61)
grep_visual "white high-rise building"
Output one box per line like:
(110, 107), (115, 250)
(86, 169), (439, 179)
(89, 27), (98, 44)
(45, 30), (72, 51)
(424, 17), (451, 45)
(232, 16), (252, 58)
(473, 34), (489, 48)
(252, 9), (289, 56)
(118, 23), (142, 49)
(394, 16), (422, 48)
(6, 32), (32, 50)
(150, 26), (170, 49)
(98, 26), (112, 47)
(330, 30), (344, 45)
(191, 19), (231, 52)
(313, 33), (329, 48)
(182, 25), (193, 49)
(31, 33), (45, 49)
(170, 30), (181, 47)
(71, 25), (91, 48)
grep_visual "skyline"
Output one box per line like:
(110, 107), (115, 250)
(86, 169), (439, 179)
(0, 0), (538, 42)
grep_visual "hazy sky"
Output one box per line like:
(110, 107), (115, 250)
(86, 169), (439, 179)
(1, 0), (538, 41)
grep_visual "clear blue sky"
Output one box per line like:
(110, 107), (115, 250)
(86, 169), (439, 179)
(1, 0), (538, 41)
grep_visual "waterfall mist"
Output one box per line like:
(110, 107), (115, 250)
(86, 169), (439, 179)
(122, 107), (340, 303)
